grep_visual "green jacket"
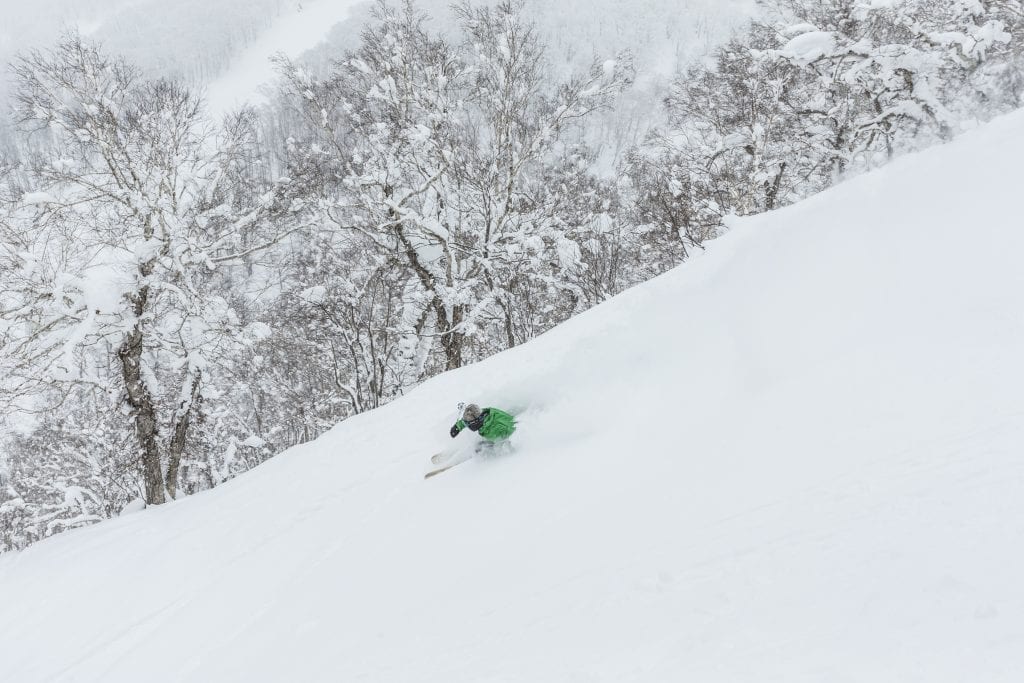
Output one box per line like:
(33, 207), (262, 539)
(453, 407), (516, 441)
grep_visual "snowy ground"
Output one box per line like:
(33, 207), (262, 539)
(2, 111), (1024, 681)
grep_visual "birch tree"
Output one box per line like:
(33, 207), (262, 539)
(0, 36), (278, 504)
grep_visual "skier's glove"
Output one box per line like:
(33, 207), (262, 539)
(449, 424), (460, 438)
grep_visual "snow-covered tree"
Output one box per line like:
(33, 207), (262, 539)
(626, 0), (1020, 249)
(446, 1), (633, 349)
(917, 0), (1023, 116)
(0, 36), (282, 505)
(761, 0), (1012, 172)
(623, 21), (816, 253)
(274, 0), (631, 375)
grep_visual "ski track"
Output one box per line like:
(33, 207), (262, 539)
(1, 111), (1024, 680)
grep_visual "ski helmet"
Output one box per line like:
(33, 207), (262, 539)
(462, 403), (481, 423)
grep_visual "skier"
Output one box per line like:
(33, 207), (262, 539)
(425, 403), (517, 478)
(449, 403), (516, 443)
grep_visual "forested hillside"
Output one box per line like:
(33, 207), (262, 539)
(1, 0), (1022, 550)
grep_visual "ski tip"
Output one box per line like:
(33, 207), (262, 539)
(424, 460), (462, 479)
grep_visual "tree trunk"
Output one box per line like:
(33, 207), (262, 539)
(434, 299), (464, 370)
(118, 286), (164, 505)
(165, 369), (201, 500)
(764, 161), (787, 210)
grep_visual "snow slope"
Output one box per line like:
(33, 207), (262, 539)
(2, 111), (1024, 681)
(203, 0), (367, 114)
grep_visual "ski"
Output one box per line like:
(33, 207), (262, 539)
(425, 438), (515, 479)
(424, 457), (469, 479)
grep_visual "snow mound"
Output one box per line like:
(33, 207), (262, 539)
(778, 30), (837, 64)
(2, 111), (1024, 681)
